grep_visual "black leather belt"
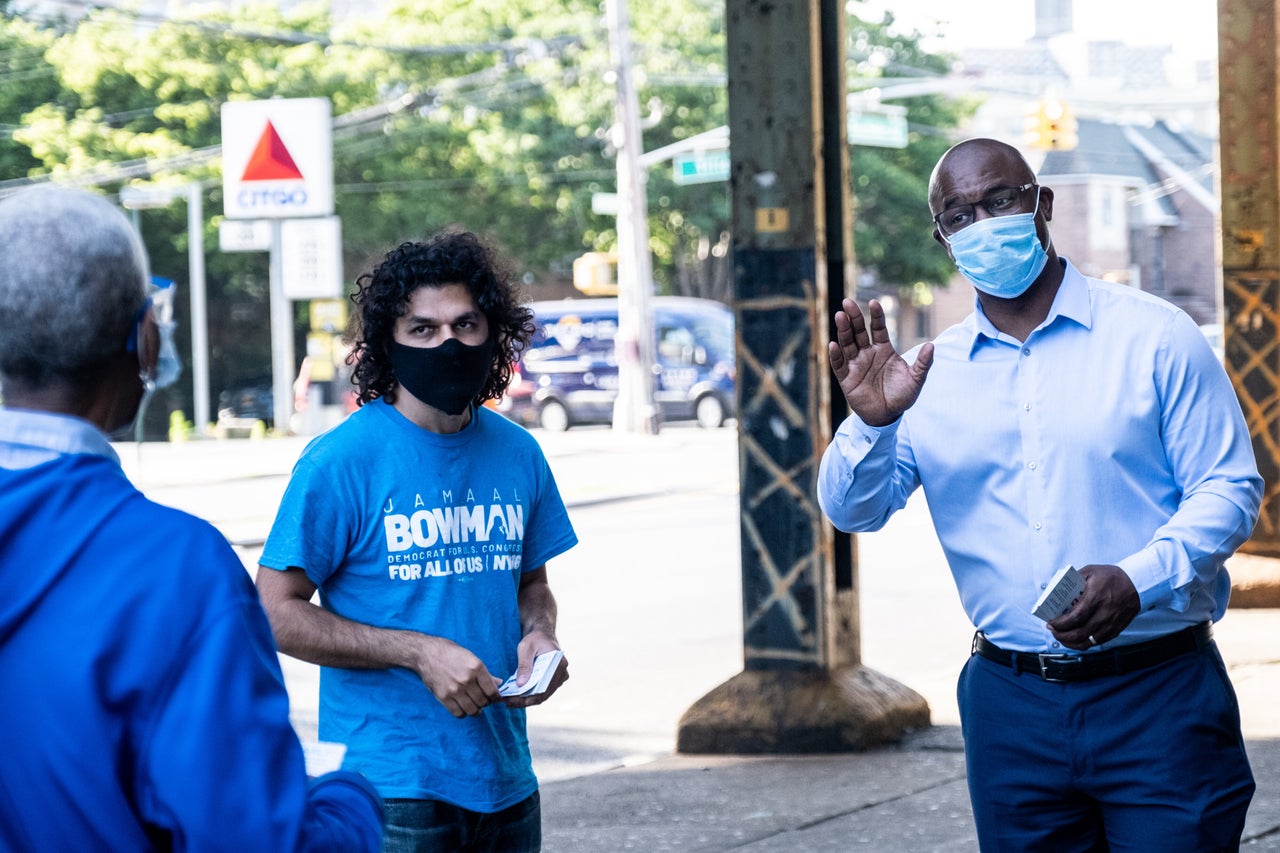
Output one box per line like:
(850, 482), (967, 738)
(971, 622), (1212, 683)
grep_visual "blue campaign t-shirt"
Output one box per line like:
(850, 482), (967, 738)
(260, 400), (577, 811)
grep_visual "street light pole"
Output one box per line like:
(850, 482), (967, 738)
(606, 0), (660, 435)
(184, 182), (210, 432)
(268, 220), (295, 436)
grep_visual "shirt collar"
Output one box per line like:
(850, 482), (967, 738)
(0, 406), (120, 470)
(962, 258), (1092, 358)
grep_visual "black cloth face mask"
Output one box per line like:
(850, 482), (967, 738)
(389, 337), (494, 415)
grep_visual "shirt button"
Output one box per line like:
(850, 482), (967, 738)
(1051, 641), (1061, 649)
(1023, 348), (1031, 356)
(864, 435), (873, 444)
(1023, 403), (1032, 411)
(1040, 583), (1047, 590)
(1028, 462), (1037, 470)
(1033, 521), (1043, 530)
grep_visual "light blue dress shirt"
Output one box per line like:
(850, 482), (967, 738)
(0, 406), (119, 470)
(818, 260), (1262, 652)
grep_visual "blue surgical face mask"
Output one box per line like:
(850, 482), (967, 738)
(147, 320), (181, 391)
(941, 190), (1050, 299)
(144, 277), (181, 391)
(120, 277), (182, 443)
(126, 277), (181, 390)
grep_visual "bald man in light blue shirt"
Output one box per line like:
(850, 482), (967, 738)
(819, 138), (1260, 851)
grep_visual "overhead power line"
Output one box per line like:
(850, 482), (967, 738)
(0, 41), (581, 198)
(22, 0), (585, 58)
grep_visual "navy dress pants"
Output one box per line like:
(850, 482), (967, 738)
(958, 642), (1253, 852)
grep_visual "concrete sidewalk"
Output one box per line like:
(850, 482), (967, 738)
(537, 609), (1280, 850)
(117, 426), (1280, 851)
(540, 732), (1280, 851)
(528, 427), (1280, 851)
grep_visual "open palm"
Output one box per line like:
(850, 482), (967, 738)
(827, 297), (934, 427)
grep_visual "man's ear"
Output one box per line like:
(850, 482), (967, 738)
(1038, 185), (1055, 222)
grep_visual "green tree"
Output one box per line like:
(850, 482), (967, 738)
(846, 8), (977, 300)
(12, 4), (353, 435)
(2, 0), (968, 435)
(0, 18), (59, 181)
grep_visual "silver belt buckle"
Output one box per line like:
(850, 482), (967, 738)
(1037, 653), (1085, 683)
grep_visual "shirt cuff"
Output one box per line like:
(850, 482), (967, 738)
(838, 412), (898, 454)
(1118, 547), (1175, 612)
(817, 415), (898, 520)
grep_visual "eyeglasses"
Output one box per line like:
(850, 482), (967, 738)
(933, 183), (1037, 236)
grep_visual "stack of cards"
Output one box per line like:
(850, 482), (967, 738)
(1032, 565), (1086, 621)
(498, 650), (564, 697)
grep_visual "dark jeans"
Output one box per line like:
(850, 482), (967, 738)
(381, 790), (541, 853)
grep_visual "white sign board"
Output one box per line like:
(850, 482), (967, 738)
(282, 216), (343, 300)
(221, 98), (334, 219)
(591, 192), (618, 215)
(218, 219), (272, 253)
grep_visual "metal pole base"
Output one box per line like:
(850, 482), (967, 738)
(676, 665), (930, 755)
(1228, 553), (1280, 608)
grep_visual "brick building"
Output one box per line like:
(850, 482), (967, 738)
(1037, 117), (1220, 326)
(903, 118), (1220, 350)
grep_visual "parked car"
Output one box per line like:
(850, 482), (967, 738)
(495, 296), (736, 431)
(217, 377), (274, 427)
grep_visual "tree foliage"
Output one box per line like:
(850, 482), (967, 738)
(0, 17), (59, 180)
(847, 9), (978, 296)
(0, 0), (967, 435)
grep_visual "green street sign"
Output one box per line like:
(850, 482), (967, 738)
(848, 108), (909, 149)
(673, 150), (730, 185)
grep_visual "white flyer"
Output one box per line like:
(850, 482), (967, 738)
(498, 650), (564, 697)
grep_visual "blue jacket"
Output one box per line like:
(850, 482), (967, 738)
(0, 430), (382, 852)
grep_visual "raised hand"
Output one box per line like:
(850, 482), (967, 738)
(828, 297), (934, 427)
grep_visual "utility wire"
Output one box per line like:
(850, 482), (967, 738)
(0, 45), (579, 197)
(22, 0), (585, 58)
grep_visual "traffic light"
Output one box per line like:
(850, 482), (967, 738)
(1023, 99), (1078, 151)
(572, 252), (619, 296)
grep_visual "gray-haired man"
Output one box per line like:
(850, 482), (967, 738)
(0, 185), (383, 850)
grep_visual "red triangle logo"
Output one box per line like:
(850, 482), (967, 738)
(241, 120), (304, 181)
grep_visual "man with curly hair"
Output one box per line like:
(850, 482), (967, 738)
(257, 229), (578, 853)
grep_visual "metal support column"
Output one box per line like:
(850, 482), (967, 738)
(677, 0), (927, 754)
(1218, 0), (1280, 554)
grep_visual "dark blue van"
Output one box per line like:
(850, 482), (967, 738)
(495, 296), (736, 431)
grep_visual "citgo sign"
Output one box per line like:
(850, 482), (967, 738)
(221, 98), (333, 219)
